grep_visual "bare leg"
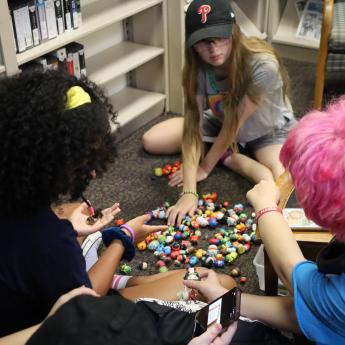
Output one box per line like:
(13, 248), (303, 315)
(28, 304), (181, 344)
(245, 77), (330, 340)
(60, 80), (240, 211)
(120, 268), (236, 301)
(223, 153), (274, 184)
(142, 117), (184, 154)
(254, 145), (285, 180)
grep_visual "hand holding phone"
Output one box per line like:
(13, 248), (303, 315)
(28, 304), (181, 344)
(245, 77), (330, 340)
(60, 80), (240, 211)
(195, 287), (241, 332)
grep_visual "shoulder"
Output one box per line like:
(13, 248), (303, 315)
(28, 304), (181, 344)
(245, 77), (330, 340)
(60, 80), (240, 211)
(250, 53), (282, 92)
(292, 261), (345, 342)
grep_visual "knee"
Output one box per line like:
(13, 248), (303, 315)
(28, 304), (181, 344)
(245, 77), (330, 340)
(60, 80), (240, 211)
(142, 130), (157, 154)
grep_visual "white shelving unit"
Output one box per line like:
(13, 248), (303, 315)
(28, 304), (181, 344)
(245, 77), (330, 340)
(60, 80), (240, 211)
(0, 0), (169, 141)
(267, 0), (320, 62)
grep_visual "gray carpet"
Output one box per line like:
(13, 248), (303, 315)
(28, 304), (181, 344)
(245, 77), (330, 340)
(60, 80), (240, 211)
(85, 58), (316, 295)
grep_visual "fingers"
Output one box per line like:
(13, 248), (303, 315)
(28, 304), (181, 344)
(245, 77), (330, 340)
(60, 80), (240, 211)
(214, 322), (238, 345)
(183, 279), (201, 290)
(168, 171), (183, 187)
(143, 224), (168, 233)
(196, 324), (223, 344)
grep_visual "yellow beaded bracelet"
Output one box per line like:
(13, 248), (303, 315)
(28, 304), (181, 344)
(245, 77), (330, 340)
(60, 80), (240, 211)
(180, 191), (199, 198)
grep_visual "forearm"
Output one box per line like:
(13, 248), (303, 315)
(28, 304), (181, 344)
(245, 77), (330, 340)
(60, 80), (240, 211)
(0, 324), (41, 345)
(257, 209), (305, 292)
(241, 294), (301, 334)
(201, 126), (230, 174)
(88, 240), (124, 295)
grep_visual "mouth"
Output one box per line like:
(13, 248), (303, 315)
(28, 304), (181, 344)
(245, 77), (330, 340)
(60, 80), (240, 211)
(210, 55), (221, 62)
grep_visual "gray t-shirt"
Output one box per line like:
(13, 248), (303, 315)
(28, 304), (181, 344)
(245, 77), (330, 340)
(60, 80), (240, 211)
(197, 53), (295, 143)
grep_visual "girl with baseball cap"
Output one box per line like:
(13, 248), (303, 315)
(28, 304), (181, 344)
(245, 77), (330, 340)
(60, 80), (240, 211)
(143, 0), (296, 225)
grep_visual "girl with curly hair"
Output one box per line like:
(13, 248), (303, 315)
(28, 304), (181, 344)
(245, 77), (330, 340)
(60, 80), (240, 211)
(142, 0), (296, 225)
(0, 71), (235, 337)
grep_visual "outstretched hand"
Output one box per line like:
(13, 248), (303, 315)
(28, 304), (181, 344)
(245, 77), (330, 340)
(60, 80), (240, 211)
(70, 202), (121, 236)
(167, 194), (198, 225)
(188, 322), (238, 345)
(126, 214), (168, 243)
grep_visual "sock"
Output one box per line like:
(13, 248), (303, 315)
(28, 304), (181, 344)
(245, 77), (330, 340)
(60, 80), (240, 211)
(81, 231), (102, 271)
(111, 275), (132, 290)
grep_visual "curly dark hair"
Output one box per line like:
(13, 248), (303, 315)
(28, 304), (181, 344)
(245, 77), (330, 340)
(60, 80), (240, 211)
(0, 70), (117, 216)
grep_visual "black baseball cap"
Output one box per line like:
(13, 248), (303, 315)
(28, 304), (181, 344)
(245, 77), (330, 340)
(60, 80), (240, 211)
(186, 0), (236, 47)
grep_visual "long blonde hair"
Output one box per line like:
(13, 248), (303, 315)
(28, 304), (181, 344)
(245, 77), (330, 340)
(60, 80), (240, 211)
(182, 24), (290, 165)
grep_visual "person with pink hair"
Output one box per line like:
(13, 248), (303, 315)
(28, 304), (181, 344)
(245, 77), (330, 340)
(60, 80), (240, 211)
(186, 98), (345, 344)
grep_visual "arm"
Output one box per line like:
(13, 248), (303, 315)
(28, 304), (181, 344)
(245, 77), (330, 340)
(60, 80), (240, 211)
(0, 287), (98, 345)
(200, 95), (261, 175)
(246, 180), (306, 293)
(241, 294), (301, 333)
(88, 240), (124, 295)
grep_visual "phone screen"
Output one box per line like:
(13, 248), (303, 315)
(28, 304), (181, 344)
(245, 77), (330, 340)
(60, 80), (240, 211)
(195, 287), (241, 332)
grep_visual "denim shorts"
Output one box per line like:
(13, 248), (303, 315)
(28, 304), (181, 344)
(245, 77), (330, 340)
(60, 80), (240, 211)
(201, 112), (297, 157)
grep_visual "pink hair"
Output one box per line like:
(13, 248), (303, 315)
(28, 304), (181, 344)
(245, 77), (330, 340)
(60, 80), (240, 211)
(280, 97), (345, 242)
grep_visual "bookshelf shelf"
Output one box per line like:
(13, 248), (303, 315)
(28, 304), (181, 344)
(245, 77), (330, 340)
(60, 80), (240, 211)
(110, 87), (165, 129)
(87, 41), (164, 85)
(272, 0), (319, 49)
(231, 1), (267, 39)
(16, 0), (164, 66)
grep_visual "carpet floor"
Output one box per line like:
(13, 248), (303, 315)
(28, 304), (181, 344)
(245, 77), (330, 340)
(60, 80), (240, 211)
(85, 58), (317, 295)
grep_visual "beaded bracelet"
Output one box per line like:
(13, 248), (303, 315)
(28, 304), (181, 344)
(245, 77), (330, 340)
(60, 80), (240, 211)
(180, 191), (199, 198)
(256, 206), (282, 222)
(120, 224), (135, 244)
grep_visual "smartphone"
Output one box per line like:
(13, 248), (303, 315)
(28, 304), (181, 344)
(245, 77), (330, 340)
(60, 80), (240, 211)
(195, 287), (241, 332)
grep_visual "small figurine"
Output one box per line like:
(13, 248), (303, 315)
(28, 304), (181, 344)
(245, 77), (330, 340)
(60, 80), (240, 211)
(120, 264), (132, 275)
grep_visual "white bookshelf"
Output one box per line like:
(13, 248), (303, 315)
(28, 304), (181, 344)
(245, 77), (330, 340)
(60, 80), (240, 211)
(272, 0), (319, 49)
(231, 0), (267, 39)
(0, 0), (169, 139)
(109, 87), (166, 139)
(86, 41), (164, 85)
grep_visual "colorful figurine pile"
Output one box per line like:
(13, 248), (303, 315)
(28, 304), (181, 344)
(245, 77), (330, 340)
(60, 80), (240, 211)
(136, 192), (257, 277)
(154, 160), (182, 178)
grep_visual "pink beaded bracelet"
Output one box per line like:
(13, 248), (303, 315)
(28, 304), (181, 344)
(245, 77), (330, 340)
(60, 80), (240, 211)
(255, 206), (282, 222)
(120, 224), (135, 244)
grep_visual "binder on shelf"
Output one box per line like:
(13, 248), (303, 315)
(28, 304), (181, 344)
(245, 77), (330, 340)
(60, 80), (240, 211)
(54, 0), (64, 35)
(75, 0), (81, 26)
(70, 0), (78, 29)
(44, 0), (58, 39)
(10, 0), (33, 53)
(28, 1), (40, 46)
(63, 0), (72, 31)
(36, 0), (48, 41)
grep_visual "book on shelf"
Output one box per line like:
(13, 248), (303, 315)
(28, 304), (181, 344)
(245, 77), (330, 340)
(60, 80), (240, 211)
(50, 46), (67, 72)
(63, 0), (72, 31)
(10, 0), (34, 53)
(46, 53), (59, 70)
(54, 0), (64, 35)
(28, 1), (40, 46)
(36, 0), (48, 41)
(282, 208), (322, 231)
(66, 42), (86, 79)
(70, 0), (78, 29)
(296, 0), (322, 42)
(44, 0), (58, 39)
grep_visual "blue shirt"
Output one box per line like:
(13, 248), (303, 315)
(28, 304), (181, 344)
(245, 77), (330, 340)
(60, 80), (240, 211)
(293, 260), (345, 344)
(0, 207), (91, 336)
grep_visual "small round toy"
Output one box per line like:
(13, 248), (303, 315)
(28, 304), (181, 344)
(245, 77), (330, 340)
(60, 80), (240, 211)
(120, 264), (132, 275)
(138, 262), (148, 270)
(230, 267), (241, 277)
(240, 276), (248, 284)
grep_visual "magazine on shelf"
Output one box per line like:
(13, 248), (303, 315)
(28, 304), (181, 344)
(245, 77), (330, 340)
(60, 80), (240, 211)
(294, 0), (308, 19)
(296, 0), (322, 42)
(283, 208), (322, 231)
